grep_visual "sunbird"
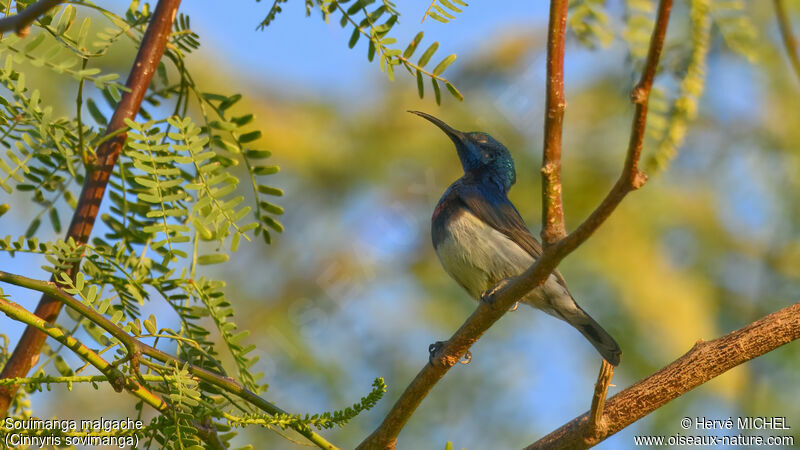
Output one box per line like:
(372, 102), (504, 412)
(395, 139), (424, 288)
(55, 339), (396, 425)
(412, 111), (621, 366)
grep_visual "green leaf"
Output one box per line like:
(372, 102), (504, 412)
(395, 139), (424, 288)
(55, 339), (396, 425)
(54, 355), (73, 376)
(259, 201), (284, 215)
(24, 33), (46, 53)
(433, 5), (456, 20)
(428, 11), (448, 23)
(403, 32), (424, 58)
(349, 27), (360, 48)
(262, 216), (283, 233)
(416, 70), (424, 98)
(48, 208), (61, 233)
(64, 191), (77, 209)
(239, 130), (262, 144)
(25, 218), (41, 238)
(231, 231), (242, 252)
(245, 150), (272, 159)
(432, 79), (442, 105)
(56, 5), (77, 35)
(77, 17), (91, 49)
(439, 0), (463, 13)
(197, 253), (230, 265)
(445, 81), (463, 101)
(144, 314), (157, 334)
(97, 299), (111, 315)
(75, 272), (85, 293)
(257, 185), (283, 196)
(432, 54), (456, 76)
(253, 165), (279, 176)
(418, 42), (439, 67)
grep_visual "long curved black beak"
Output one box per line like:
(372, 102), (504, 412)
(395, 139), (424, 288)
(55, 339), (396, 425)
(408, 110), (466, 146)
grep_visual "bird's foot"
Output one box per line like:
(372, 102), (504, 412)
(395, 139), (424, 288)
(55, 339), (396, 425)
(428, 341), (473, 366)
(480, 278), (512, 306)
(508, 301), (519, 312)
(428, 341), (445, 366)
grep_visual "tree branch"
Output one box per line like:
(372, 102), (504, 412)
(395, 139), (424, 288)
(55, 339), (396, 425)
(0, 296), (228, 450)
(774, 0), (800, 85)
(526, 301), (800, 449)
(357, 1), (672, 449)
(0, 297), (167, 412)
(540, 0), (569, 246)
(587, 360), (614, 439)
(0, 270), (340, 450)
(0, 0), (63, 36)
(0, 0), (181, 414)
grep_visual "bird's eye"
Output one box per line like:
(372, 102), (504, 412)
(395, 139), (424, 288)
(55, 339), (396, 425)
(482, 152), (490, 160)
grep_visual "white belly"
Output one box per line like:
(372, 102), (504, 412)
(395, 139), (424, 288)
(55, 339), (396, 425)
(434, 210), (574, 316)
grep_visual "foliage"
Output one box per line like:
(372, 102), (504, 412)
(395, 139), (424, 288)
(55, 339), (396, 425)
(568, 0), (614, 49)
(565, 0), (761, 172)
(258, 0), (464, 104)
(0, 1), (386, 448)
(421, 0), (469, 24)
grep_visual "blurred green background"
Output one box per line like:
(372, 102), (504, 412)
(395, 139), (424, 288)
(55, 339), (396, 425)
(2, 0), (800, 448)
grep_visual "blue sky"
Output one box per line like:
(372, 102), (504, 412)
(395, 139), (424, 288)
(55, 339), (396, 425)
(177, 1), (549, 98)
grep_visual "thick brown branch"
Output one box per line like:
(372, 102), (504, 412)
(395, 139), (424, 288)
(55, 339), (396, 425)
(0, 0), (63, 36)
(775, 0), (800, 85)
(0, 0), (181, 415)
(526, 302), (800, 449)
(357, 2), (673, 449)
(540, 0), (569, 246)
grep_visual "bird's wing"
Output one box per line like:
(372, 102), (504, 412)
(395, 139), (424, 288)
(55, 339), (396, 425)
(456, 183), (543, 258)
(456, 183), (571, 288)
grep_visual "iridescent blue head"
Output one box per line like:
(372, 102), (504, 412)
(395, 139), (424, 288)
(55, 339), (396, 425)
(410, 111), (516, 191)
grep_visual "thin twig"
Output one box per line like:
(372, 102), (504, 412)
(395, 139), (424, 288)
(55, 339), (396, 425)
(774, 0), (800, 85)
(526, 302), (800, 449)
(0, 270), (340, 450)
(0, 374), (170, 386)
(420, 0), (436, 23)
(0, 297), (229, 450)
(0, 0), (182, 415)
(357, 1), (673, 448)
(586, 360), (614, 442)
(540, 0), (569, 246)
(0, 0), (63, 36)
(0, 297), (167, 411)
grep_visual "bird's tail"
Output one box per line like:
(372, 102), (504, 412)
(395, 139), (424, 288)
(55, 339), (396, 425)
(560, 303), (622, 366)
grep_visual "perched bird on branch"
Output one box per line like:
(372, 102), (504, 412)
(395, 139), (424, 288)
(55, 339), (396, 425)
(411, 111), (621, 366)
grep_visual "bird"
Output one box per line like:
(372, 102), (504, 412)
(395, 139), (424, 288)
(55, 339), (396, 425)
(411, 110), (621, 366)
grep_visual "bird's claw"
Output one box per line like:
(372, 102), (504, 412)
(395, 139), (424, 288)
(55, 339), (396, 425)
(481, 278), (512, 306)
(428, 341), (473, 366)
(428, 341), (445, 366)
(508, 301), (519, 311)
